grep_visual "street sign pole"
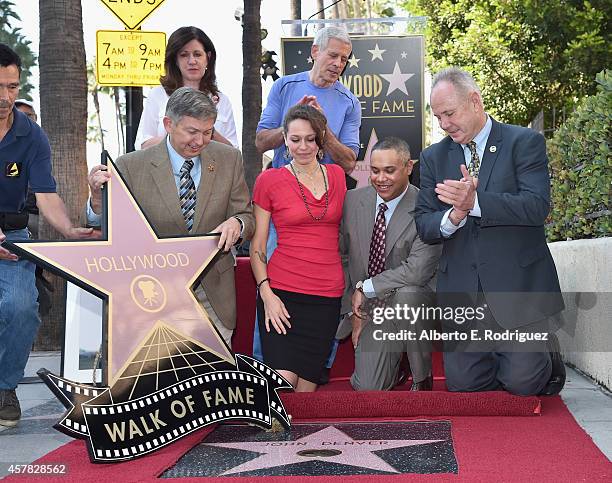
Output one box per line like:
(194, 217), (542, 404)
(124, 25), (142, 154)
(125, 86), (143, 153)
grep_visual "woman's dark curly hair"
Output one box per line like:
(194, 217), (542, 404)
(283, 105), (328, 153)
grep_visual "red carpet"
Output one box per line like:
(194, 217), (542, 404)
(11, 259), (609, 480)
(6, 396), (610, 482)
(281, 389), (541, 418)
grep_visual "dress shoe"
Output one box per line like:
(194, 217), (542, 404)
(539, 333), (566, 396)
(410, 374), (433, 391)
(394, 356), (411, 387)
(395, 369), (409, 387)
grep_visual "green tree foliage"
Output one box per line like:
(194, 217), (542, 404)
(547, 70), (611, 241)
(0, 0), (37, 99)
(405, 0), (611, 126)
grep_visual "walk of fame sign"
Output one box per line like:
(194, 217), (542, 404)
(281, 35), (425, 189)
(5, 158), (291, 463)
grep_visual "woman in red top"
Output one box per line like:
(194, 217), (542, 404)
(250, 105), (346, 392)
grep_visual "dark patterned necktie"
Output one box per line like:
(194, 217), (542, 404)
(466, 141), (481, 178)
(368, 202), (388, 278)
(179, 159), (197, 232)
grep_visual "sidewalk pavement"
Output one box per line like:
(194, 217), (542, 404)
(1, 352), (611, 477)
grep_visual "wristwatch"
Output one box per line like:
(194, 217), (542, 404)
(232, 216), (244, 235)
(355, 280), (364, 293)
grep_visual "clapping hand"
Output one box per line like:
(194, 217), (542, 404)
(435, 164), (478, 212)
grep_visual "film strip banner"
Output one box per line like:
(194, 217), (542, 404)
(38, 355), (291, 463)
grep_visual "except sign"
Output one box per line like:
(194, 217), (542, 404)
(100, 0), (165, 30)
(96, 30), (166, 86)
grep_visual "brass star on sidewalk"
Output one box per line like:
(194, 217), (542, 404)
(11, 163), (234, 388)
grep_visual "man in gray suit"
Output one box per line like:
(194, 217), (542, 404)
(87, 87), (254, 347)
(415, 67), (565, 395)
(337, 137), (442, 391)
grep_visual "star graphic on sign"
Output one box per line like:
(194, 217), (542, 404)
(204, 425), (443, 475)
(11, 163), (234, 387)
(297, 50), (302, 55)
(368, 43), (386, 62)
(347, 55), (360, 68)
(401, 51), (408, 59)
(380, 62), (414, 96)
(307, 56), (313, 64)
(351, 128), (379, 189)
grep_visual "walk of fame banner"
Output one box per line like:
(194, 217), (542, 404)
(5, 157), (292, 463)
(281, 35), (425, 188)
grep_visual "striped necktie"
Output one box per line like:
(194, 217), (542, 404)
(466, 141), (481, 178)
(179, 159), (197, 232)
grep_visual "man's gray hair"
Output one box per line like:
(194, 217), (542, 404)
(313, 26), (351, 51)
(432, 67), (481, 97)
(372, 137), (411, 165)
(165, 86), (217, 123)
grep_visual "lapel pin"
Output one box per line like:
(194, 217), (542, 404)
(489, 146), (497, 153)
(207, 164), (215, 172)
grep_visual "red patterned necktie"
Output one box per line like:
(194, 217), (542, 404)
(368, 202), (388, 278)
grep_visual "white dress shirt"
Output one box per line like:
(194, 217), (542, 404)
(134, 86), (239, 149)
(86, 137), (201, 225)
(362, 186), (409, 298)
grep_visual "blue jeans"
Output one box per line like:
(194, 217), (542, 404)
(0, 229), (40, 390)
(252, 222), (338, 371)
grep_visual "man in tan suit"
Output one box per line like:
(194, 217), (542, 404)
(337, 137), (441, 391)
(87, 87), (254, 346)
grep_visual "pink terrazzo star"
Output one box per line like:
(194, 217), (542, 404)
(204, 425), (443, 475)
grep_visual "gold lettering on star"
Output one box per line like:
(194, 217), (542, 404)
(84, 252), (190, 273)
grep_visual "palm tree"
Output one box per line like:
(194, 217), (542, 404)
(0, 0), (37, 98)
(241, 0), (262, 193)
(290, 0), (301, 36)
(36, 0), (88, 350)
(317, 0), (325, 18)
(86, 61), (106, 151)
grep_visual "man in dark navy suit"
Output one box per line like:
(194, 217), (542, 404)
(415, 67), (565, 396)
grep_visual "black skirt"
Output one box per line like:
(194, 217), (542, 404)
(257, 288), (341, 383)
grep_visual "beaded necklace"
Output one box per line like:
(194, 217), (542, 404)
(288, 162), (329, 221)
